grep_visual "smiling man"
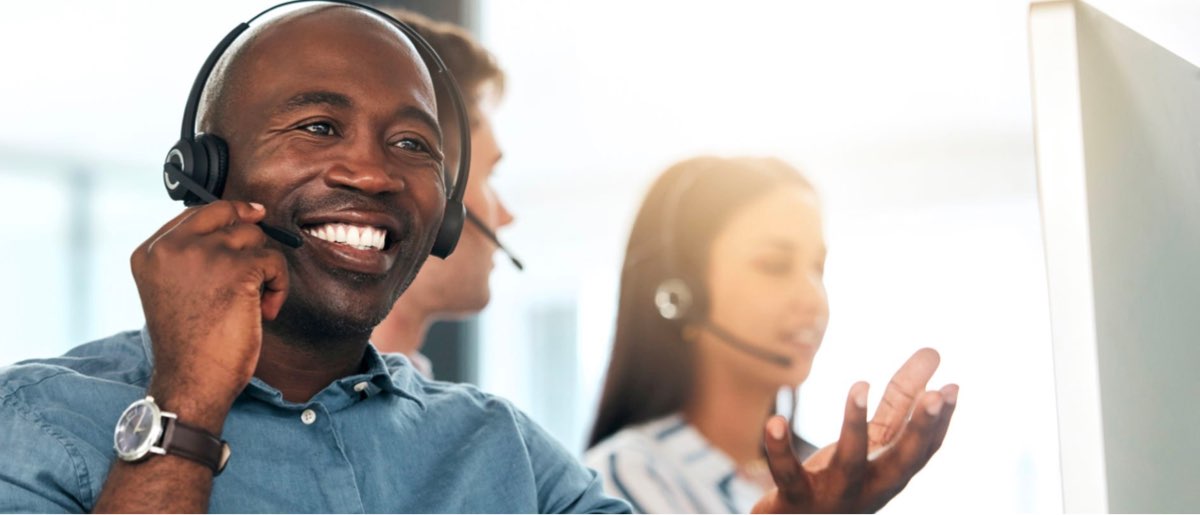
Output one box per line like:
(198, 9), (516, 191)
(0, 5), (625, 513)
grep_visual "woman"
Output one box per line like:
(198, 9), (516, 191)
(585, 155), (831, 513)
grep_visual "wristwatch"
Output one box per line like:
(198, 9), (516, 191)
(113, 396), (231, 475)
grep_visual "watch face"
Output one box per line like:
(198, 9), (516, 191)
(114, 398), (161, 461)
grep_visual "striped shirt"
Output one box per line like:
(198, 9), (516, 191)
(585, 414), (799, 513)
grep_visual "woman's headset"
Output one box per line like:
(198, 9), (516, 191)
(649, 166), (793, 367)
(161, 0), (471, 259)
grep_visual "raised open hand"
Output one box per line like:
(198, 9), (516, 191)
(803, 348), (945, 472)
(752, 353), (957, 513)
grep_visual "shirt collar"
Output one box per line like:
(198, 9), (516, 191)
(138, 326), (426, 410)
(651, 414), (739, 481)
(360, 343), (426, 409)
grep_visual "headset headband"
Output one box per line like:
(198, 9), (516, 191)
(178, 0), (471, 210)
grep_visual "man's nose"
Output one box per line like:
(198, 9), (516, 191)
(495, 195), (515, 229)
(789, 273), (828, 314)
(323, 141), (406, 195)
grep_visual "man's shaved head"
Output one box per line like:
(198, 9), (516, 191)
(196, 5), (435, 142)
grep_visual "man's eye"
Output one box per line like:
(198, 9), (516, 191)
(301, 122), (336, 136)
(394, 138), (430, 153)
(755, 261), (792, 277)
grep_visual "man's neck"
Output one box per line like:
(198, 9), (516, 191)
(255, 329), (371, 404)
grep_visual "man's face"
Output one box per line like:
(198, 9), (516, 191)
(217, 9), (446, 338)
(393, 105), (513, 318)
(439, 107), (514, 311)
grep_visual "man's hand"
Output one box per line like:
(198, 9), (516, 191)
(802, 348), (945, 472)
(751, 349), (958, 513)
(130, 200), (289, 433)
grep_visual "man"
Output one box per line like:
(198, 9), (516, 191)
(0, 4), (954, 513)
(369, 10), (515, 377)
(0, 6), (620, 512)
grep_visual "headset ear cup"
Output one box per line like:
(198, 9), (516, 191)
(654, 278), (694, 321)
(198, 134), (230, 200)
(431, 199), (465, 258)
(163, 139), (196, 203)
(164, 138), (210, 205)
(180, 139), (211, 207)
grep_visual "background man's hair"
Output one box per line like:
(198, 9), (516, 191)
(385, 9), (506, 120)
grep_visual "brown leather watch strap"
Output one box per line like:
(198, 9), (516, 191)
(161, 417), (230, 475)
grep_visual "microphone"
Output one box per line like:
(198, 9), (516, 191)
(699, 320), (793, 367)
(463, 208), (524, 271)
(162, 163), (303, 249)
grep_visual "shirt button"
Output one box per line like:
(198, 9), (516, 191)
(353, 381), (369, 393)
(301, 409), (317, 425)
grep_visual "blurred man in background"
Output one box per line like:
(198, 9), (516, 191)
(371, 9), (516, 378)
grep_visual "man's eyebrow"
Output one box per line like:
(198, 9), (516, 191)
(274, 91), (442, 146)
(760, 238), (827, 256)
(762, 238), (797, 251)
(276, 91), (353, 114)
(398, 105), (443, 146)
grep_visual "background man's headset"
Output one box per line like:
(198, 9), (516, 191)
(161, 0), (470, 258)
(651, 170), (794, 367)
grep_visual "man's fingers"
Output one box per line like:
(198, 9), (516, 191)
(928, 384), (959, 454)
(253, 248), (290, 321)
(763, 415), (812, 503)
(136, 206), (203, 262)
(219, 222), (269, 250)
(179, 201), (266, 236)
(136, 202), (267, 268)
(834, 381), (870, 467)
(832, 381), (870, 500)
(869, 348), (940, 447)
(878, 390), (945, 480)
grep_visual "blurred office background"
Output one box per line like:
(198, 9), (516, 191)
(1, 1), (1194, 512)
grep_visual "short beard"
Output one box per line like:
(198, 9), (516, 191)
(267, 270), (404, 351)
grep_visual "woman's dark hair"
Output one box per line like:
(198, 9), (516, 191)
(588, 156), (813, 448)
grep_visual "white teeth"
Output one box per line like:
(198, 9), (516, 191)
(305, 223), (387, 250)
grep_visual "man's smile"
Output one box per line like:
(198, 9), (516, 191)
(295, 209), (407, 275)
(304, 223), (388, 251)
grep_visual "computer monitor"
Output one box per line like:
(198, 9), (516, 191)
(1030, 0), (1200, 512)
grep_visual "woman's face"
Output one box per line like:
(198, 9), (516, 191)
(697, 185), (830, 389)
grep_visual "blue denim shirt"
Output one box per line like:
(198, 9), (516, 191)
(0, 329), (630, 513)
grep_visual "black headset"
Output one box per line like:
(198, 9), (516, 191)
(652, 172), (702, 323)
(162, 0), (471, 259)
(651, 169), (794, 367)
